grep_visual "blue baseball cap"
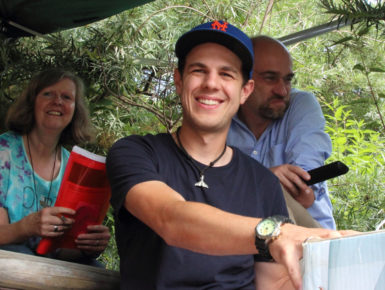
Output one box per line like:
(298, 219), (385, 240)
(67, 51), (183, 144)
(175, 20), (254, 79)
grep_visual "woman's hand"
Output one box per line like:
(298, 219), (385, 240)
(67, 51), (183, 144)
(75, 225), (111, 257)
(23, 206), (75, 238)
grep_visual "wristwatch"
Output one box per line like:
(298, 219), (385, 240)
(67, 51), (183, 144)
(255, 215), (293, 260)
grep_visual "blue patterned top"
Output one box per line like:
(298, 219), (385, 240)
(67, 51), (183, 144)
(0, 131), (69, 224)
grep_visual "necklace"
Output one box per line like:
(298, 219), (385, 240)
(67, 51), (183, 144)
(27, 134), (57, 209)
(176, 127), (227, 189)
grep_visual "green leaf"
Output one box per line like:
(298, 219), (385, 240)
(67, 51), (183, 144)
(353, 64), (365, 71)
(369, 67), (385, 73)
(357, 26), (370, 36)
(333, 36), (354, 45)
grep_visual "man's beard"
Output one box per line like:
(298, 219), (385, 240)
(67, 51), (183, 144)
(258, 95), (289, 120)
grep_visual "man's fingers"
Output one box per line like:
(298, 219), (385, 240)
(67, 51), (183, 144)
(270, 244), (302, 290)
(286, 262), (303, 290)
(339, 230), (359, 236)
(271, 164), (309, 198)
(277, 172), (301, 197)
(279, 246), (303, 290)
(290, 166), (310, 181)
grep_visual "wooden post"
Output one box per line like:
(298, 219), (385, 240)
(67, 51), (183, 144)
(0, 250), (120, 290)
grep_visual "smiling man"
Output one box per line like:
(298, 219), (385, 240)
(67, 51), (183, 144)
(107, 21), (349, 290)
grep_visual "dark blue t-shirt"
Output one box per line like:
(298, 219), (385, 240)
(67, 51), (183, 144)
(107, 133), (287, 289)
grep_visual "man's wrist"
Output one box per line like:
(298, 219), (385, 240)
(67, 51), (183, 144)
(254, 215), (293, 261)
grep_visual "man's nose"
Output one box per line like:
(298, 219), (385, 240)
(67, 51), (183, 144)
(273, 78), (289, 97)
(203, 72), (219, 90)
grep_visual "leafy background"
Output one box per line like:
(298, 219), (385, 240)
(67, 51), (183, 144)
(1, 0), (384, 269)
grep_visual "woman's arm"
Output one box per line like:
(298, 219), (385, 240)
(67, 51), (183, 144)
(0, 207), (29, 244)
(0, 206), (75, 245)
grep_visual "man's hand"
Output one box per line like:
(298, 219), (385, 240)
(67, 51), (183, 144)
(268, 224), (356, 289)
(270, 164), (315, 208)
(255, 262), (295, 290)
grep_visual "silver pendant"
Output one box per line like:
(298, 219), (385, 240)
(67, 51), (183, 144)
(195, 175), (209, 188)
(39, 196), (50, 208)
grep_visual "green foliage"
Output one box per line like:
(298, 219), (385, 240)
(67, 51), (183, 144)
(98, 207), (120, 270)
(319, 0), (385, 34)
(324, 98), (385, 231)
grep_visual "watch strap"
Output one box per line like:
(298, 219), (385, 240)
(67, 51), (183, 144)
(271, 215), (293, 225)
(254, 237), (273, 261)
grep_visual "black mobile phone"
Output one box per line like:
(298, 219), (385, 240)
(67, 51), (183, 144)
(305, 161), (349, 185)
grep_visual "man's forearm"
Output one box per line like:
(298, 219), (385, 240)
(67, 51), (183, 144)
(125, 181), (260, 256)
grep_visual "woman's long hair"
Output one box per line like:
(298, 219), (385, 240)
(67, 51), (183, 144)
(5, 68), (94, 145)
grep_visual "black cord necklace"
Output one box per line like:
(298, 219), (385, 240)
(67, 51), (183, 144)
(176, 127), (227, 189)
(27, 134), (57, 209)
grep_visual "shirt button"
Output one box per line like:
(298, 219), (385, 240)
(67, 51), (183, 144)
(252, 150), (258, 155)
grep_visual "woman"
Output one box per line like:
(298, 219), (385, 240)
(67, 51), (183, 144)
(0, 68), (110, 265)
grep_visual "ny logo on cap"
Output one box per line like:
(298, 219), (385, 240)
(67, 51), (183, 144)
(211, 20), (228, 32)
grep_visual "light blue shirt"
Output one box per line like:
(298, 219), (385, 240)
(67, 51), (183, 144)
(0, 131), (69, 224)
(227, 89), (336, 229)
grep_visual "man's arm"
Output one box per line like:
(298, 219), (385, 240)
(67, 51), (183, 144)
(125, 180), (257, 255)
(272, 90), (334, 225)
(123, 179), (352, 289)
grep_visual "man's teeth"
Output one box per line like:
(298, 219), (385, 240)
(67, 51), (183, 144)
(199, 99), (219, 105)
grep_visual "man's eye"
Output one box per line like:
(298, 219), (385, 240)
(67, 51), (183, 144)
(221, 72), (233, 78)
(264, 76), (277, 82)
(285, 77), (293, 84)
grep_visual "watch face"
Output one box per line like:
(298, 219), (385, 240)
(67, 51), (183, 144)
(257, 219), (276, 237)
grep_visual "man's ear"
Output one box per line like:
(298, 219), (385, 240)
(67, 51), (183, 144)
(174, 68), (182, 96)
(240, 79), (254, 105)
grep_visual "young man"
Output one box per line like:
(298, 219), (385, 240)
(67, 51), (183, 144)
(227, 36), (336, 229)
(107, 21), (348, 289)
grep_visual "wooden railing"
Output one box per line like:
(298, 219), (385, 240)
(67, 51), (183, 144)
(0, 250), (120, 290)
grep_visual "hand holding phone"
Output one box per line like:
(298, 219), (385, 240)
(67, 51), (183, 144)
(305, 161), (349, 185)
